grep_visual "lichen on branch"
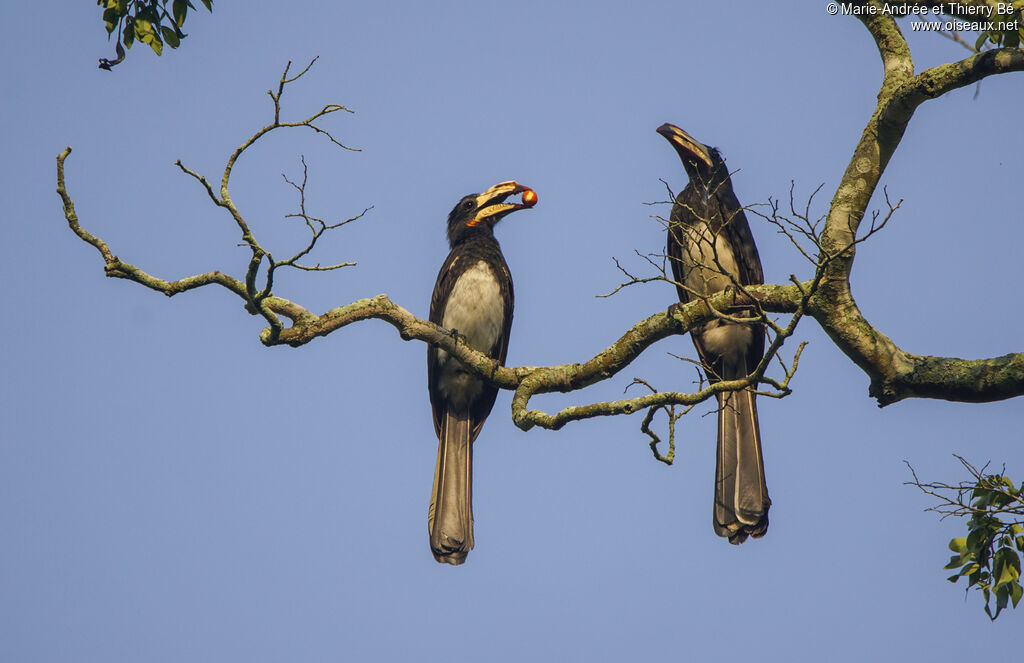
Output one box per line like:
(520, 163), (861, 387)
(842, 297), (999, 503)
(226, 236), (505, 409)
(58, 34), (1024, 451)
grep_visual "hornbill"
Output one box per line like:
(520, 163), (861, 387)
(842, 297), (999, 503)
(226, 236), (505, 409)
(656, 123), (770, 544)
(427, 180), (536, 564)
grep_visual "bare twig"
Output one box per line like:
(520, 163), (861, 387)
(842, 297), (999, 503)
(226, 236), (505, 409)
(906, 455), (1024, 520)
(632, 378), (693, 465)
(276, 155), (371, 273)
(168, 57), (364, 341)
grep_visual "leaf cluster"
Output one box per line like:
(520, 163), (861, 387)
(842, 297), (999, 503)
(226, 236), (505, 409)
(943, 472), (1024, 620)
(97, 0), (212, 68)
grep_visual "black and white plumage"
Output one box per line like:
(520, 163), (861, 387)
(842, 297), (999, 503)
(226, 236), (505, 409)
(657, 123), (770, 544)
(426, 180), (534, 564)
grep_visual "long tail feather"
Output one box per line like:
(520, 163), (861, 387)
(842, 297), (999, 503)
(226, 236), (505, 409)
(713, 374), (770, 544)
(428, 409), (474, 564)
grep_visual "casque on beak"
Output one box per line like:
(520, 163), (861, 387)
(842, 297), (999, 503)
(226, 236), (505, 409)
(657, 123), (713, 169)
(468, 180), (538, 226)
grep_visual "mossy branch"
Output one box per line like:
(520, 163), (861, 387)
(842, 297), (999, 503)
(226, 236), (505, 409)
(805, 4), (1024, 405)
(58, 41), (1024, 444)
(58, 146), (811, 431)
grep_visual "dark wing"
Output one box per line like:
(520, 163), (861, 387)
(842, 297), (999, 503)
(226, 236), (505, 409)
(666, 193), (692, 306)
(714, 187), (766, 372)
(427, 250), (464, 438)
(715, 186), (764, 286)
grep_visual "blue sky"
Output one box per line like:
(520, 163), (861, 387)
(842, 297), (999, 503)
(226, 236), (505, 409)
(2, 2), (1022, 661)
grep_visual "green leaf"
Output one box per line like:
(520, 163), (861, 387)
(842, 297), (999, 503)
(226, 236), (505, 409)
(993, 560), (1007, 588)
(173, 0), (188, 26)
(995, 585), (1009, 617)
(138, 3), (160, 24)
(973, 488), (995, 508)
(976, 31), (990, 50)
(966, 527), (990, 553)
(161, 25), (180, 48)
(948, 573), (961, 583)
(944, 555), (964, 570)
(103, 7), (120, 34)
(990, 490), (1013, 508)
(133, 17), (153, 40)
(998, 564), (1019, 587)
(134, 19), (163, 55)
(123, 19), (135, 48)
(201, 0), (213, 11)
(1000, 549), (1021, 582)
(961, 562), (980, 577)
(1011, 582), (1023, 608)
(949, 537), (968, 553)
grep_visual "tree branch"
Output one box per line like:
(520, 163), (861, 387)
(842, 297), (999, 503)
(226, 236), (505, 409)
(806, 7), (1024, 405)
(57, 144), (810, 432)
(58, 43), (1024, 448)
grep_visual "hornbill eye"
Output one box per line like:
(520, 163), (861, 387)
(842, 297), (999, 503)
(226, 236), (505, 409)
(462, 200), (474, 211)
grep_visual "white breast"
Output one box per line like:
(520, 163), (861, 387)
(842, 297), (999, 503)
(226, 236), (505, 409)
(681, 221), (753, 366)
(441, 261), (505, 353)
(680, 221), (742, 296)
(436, 261), (505, 407)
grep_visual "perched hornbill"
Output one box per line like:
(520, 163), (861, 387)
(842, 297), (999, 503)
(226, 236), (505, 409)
(427, 180), (536, 564)
(656, 123), (770, 544)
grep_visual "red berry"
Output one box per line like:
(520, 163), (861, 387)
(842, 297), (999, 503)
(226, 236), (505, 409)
(522, 189), (538, 207)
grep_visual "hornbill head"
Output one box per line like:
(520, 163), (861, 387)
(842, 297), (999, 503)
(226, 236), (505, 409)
(656, 123), (727, 187)
(446, 180), (537, 246)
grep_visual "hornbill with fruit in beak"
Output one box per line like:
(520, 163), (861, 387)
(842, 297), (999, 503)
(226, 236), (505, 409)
(427, 180), (537, 564)
(656, 123), (770, 544)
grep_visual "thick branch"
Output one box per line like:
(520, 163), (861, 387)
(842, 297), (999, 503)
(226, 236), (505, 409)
(58, 147), (810, 431)
(809, 8), (1024, 405)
